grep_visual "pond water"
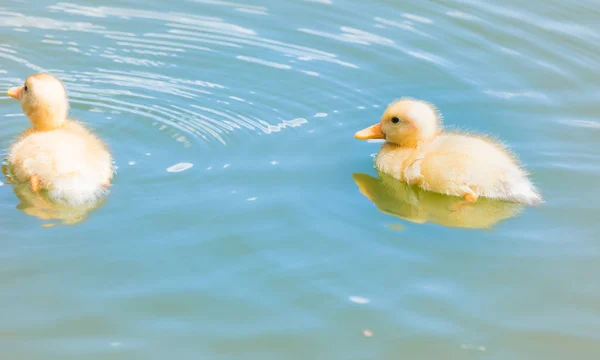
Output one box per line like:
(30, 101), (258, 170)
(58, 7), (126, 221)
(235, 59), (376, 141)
(1, 0), (599, 359)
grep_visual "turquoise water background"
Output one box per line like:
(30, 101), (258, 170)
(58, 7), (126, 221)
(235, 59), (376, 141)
(1, 0), (600, 358)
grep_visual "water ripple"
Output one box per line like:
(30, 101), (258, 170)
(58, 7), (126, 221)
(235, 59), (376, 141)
(0, 2), (387, 145)
(236, 56), (292, 70)
(0, 3), (357, 145)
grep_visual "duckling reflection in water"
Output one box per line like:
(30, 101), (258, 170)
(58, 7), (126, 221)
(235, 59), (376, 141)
(11, 184), (101, 225)
(3, 165), (102, 225)
(353, 172), (523, 229)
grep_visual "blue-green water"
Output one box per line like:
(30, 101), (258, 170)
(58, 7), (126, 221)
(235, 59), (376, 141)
(1, 0), (600, 358)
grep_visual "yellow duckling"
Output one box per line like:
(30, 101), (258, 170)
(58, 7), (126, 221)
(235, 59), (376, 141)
(6, 73), (113, 204)
(355, 98), (541, 205)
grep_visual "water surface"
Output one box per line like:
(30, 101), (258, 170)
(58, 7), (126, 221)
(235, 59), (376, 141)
(1, 0), (600, 359)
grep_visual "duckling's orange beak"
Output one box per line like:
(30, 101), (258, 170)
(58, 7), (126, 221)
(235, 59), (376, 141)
(354, 123), (384, 140)
(7, 86), (23, 100)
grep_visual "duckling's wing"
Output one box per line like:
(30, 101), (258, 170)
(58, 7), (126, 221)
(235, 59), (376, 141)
(421, 135), (540, 204)
(9, 130), (97, 182)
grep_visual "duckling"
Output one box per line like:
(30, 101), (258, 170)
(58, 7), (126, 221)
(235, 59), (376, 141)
(355, 98), (541, 205)
(6, 73), (113, 205)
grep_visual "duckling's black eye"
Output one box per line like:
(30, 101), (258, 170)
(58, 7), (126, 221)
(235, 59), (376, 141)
(23, 85), (28, 92)
(391, 117), (400, 124)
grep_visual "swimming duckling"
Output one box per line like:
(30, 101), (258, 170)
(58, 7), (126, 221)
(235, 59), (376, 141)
(355, 98), (541, 205)
(6, 73), (113, 204)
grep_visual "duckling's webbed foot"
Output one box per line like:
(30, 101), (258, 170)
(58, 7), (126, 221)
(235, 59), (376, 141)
(30, 175), (40, 193)
(449, 189), (478, 213)
(403, 157), (424, 185)
(464, 192), (478, 203)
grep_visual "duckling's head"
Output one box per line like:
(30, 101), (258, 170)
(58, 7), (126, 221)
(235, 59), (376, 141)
(8, 73), (69, 131)
(355, 98), (441, 147)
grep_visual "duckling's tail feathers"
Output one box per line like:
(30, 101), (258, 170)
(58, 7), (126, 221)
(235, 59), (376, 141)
(502, 178), (543, 206)
(47, 176), (108, 205)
